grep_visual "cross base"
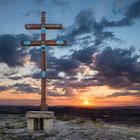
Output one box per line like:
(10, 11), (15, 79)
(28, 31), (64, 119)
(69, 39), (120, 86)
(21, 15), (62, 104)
(26, 111), (54, 134)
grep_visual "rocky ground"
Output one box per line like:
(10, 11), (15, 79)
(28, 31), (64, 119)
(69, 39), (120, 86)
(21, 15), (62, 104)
(0, 114), (140, 140)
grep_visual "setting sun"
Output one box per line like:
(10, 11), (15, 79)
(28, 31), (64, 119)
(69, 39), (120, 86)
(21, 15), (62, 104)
(83, 99), (90, 106)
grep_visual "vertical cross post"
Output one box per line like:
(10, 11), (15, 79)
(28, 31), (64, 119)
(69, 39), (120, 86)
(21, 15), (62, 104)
(41, 11), (47, 111)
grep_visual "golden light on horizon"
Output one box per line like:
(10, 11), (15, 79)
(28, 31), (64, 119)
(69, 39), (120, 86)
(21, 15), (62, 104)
(0, 86), (140, 107)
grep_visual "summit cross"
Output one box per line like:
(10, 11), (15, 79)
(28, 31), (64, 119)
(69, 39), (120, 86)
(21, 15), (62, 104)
(21, 11), (67, 111)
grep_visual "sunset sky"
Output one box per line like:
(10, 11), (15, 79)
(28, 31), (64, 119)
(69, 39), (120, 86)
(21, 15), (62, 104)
(0, 0), (140, 107)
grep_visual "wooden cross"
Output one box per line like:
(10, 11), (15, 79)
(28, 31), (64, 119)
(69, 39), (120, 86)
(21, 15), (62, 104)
(21, 11), (67, 111)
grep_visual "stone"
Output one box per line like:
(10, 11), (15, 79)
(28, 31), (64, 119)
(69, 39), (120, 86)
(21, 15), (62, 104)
(26, 111), (54, 134)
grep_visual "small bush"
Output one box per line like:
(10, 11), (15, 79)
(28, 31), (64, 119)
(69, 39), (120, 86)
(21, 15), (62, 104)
(0, 129), (6, 135)
(56, 114), (75, 121)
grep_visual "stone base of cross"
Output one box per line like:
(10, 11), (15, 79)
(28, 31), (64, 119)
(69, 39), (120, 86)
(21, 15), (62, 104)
(26, 111), (54, 133)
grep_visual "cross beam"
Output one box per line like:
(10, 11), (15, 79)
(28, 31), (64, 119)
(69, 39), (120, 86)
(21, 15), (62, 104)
(21, 40), (67, 46)
(20, 11), (67, 111)
(25, 24), (62, 30)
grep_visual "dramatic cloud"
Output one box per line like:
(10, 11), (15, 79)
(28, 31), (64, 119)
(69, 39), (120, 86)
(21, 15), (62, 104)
(48, 88), (73, 97)
(12, 83), (40, 93)
(0, 34), (28, 67)
(30, 45), (140, 91)
(120, 0), (140, 25)
(0, 80), (75, 97)
(44, 46), (97, 78)
(60, 8), (118, 46)
(60, 0), (140, 46)
(72, 46), (97, 65)
(27, 0), (140, 86)
(0, 83), (40, 93)
(30, 49), (79, 76)
(102, 0), (140, 26)
(107, 91), (140, 98)
(0, 34), (39, 67)
(68, 80), (104, 89)
(95, 47), (140, 88)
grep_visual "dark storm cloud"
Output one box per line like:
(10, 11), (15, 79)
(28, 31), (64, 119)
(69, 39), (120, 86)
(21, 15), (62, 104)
(95, 47), (139, 77)
(0, 83), (39, 93)
(107, 91), (140, 98)
(47, 70), (61, 79)
(95, 47), (140, 88)
(99, 0), (140, 28)
(50, 46), (97, 74)
(0, 34), (25, 67)
(61, 9), (95, 43)
(47, 58), (78, 78)
(12, 83), (40, 93)
(72, 46), (97, 65)
(54, 58), (79, 74)
(0, 34), (39, 67)
(0, 34), (24, 67)
(99, 0), (140, 27)
(0, 83), (40, 93)
(114, 0), (140, 26)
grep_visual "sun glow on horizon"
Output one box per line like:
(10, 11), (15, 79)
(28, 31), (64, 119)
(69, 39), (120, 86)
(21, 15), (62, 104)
(83, 99), (92, 106)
